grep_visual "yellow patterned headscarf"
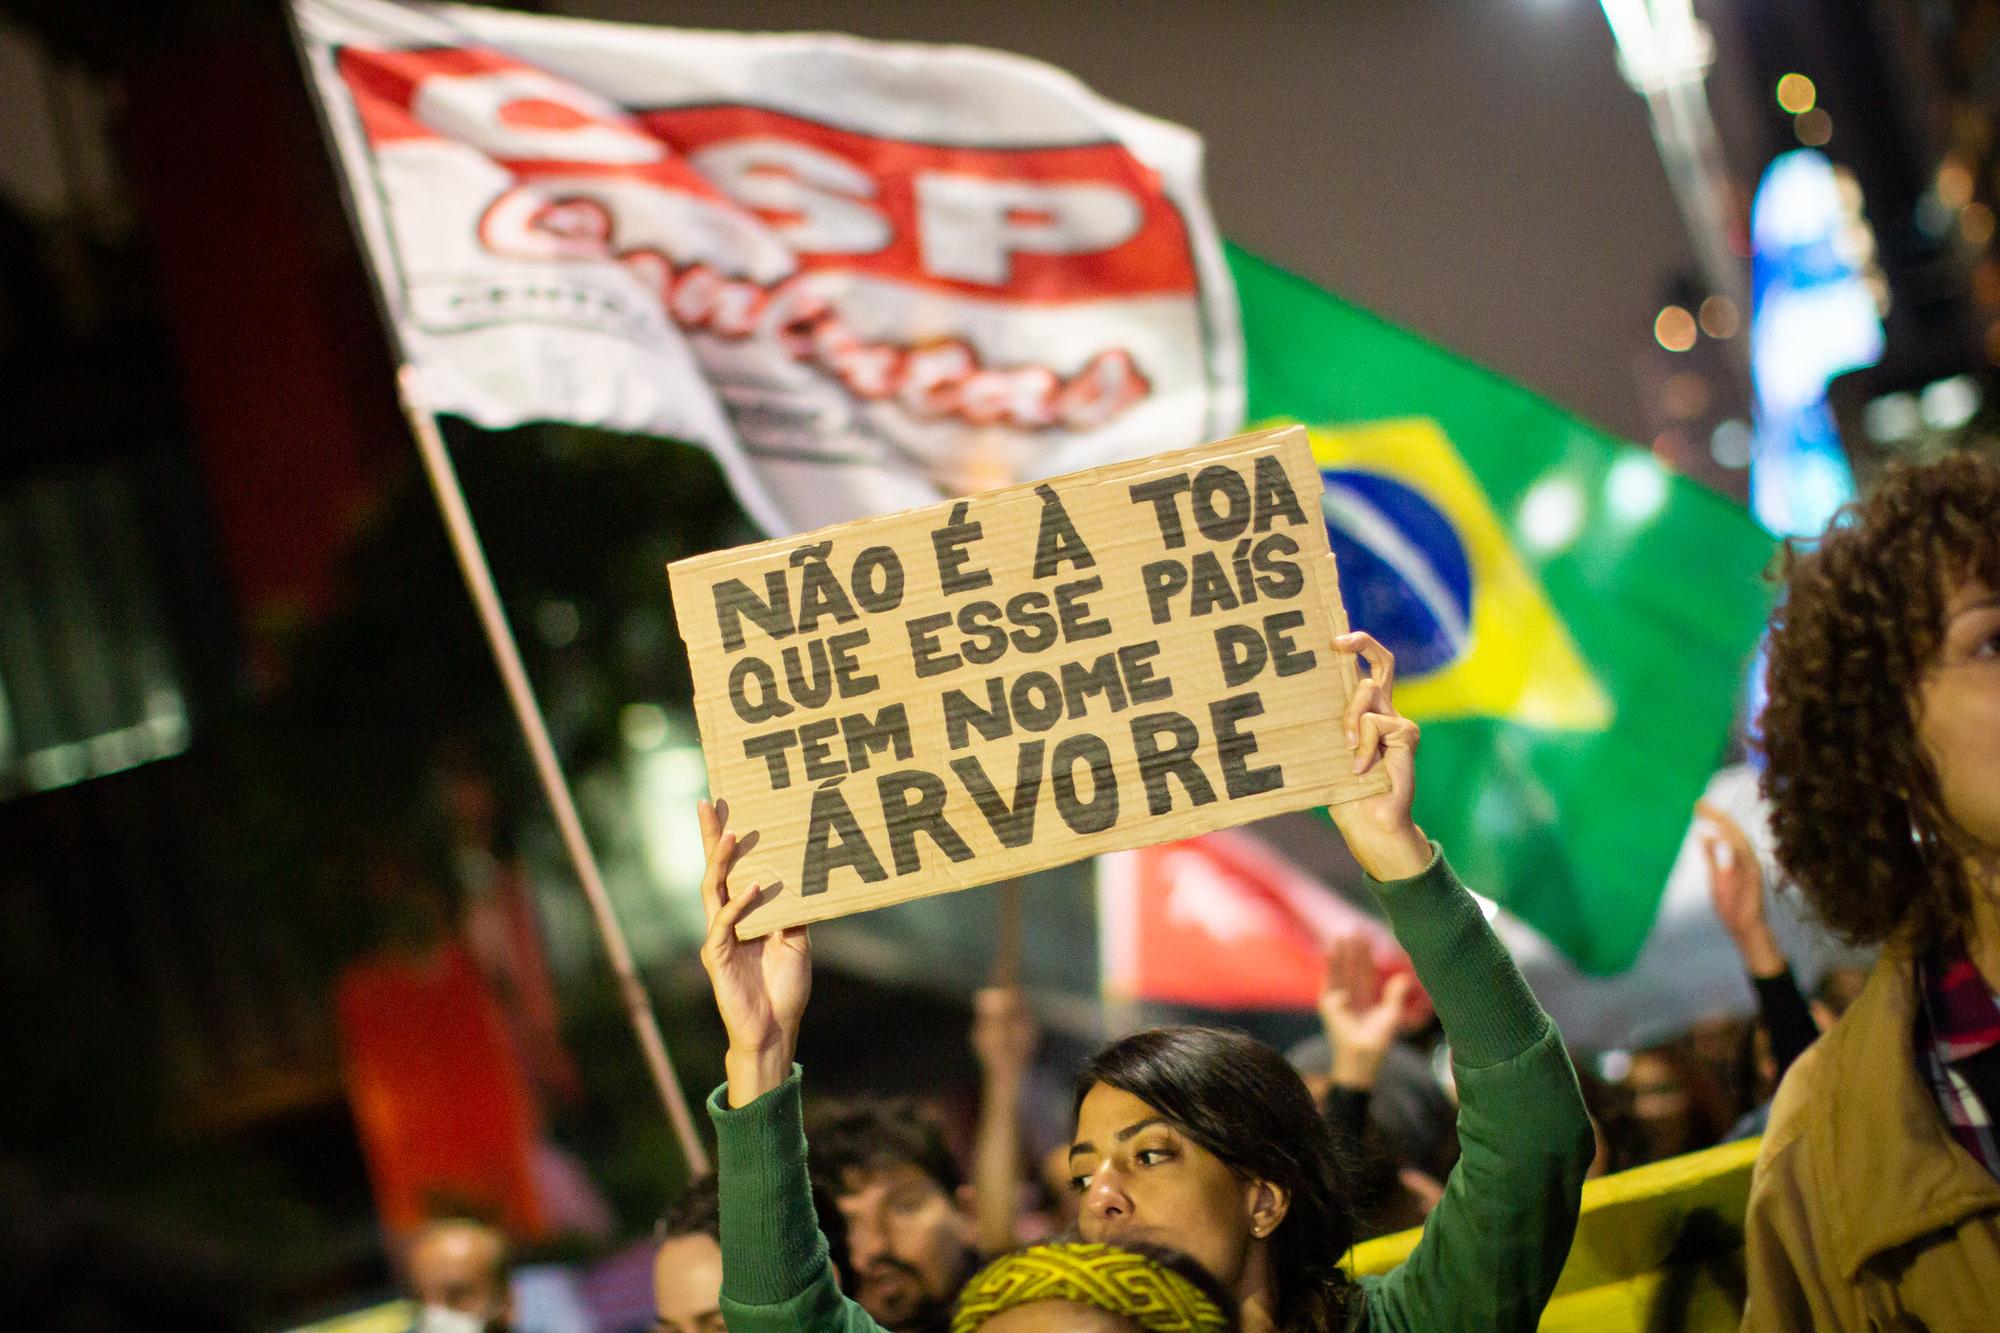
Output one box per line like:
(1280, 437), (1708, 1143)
(950, 1242), (1230, 1333)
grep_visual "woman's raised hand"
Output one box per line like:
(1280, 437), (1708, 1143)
(1695, 798), (1786, 979)
(697, 798), (812, 1106)
(1318, 931), (1416, 1091)
(1329, 630), (1433, 881)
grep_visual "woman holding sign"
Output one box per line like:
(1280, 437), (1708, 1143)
(695, 630), (1593, 1333)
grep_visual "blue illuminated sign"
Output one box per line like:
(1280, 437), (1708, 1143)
(1748, 149), (1885, 536)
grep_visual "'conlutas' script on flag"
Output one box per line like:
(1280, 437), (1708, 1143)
(294, 0), (1242, 534)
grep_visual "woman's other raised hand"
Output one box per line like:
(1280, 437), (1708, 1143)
(697, 798), (812, 1106)
(1329, 630), (1433, 881)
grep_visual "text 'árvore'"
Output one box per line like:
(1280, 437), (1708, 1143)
(667, 425), (1387, 935)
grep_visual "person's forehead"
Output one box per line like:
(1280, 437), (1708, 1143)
(655, 1232), (721, 1277)
(1073, 1085), (1165, 1141)
(654, 1231), (723, 1306)
(412, 1227), (502, 1277)
(839, 1158), (947, 1200)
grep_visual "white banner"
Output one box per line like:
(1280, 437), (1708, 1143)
(294, 0), (1243, 535)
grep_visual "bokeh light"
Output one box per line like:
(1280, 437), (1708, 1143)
(619, 701), (669, 751)
(1794, 109), (1832, 146)
(1977, 260), (2000, 306)
(1862, 393), (1919, 444)
(1607, 453), (1669, 524)
(1709, 418), (1753, 468)
(1919, 374), (1980, 430)
(1662, 370), (1711, 417)
(1937, 157), (1976, 209)
(1518, 475), (1586, 554)
(1653, 304), (1697, 352)
(1775, 73), (1816, 115)
(1961, 201), (1995, 247)
(1697, 294), (1740, 339)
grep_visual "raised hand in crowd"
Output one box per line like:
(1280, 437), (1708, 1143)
(696, 798), (812, 1107)
(1694, 798), (1819, 1091)
(1695, 799), (1784, 979)
(1317, 933), (1414, 1095)
(970, 985), (1039, 1085)
(969, 985), (1039, 1255)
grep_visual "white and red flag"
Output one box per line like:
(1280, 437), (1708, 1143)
(293, 0), (1242, 534)
(1097, 829), (1426, 1015)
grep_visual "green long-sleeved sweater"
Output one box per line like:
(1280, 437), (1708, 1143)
(707, 846), (1593, 1333)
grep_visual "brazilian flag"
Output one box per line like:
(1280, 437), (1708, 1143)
(1231, 246), (1774, 975)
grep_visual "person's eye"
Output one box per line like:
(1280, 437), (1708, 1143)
(1135, 1147), (1174, 1166)
(889, 1188), (928, 1213)
(1068, 1172), (1091, 1193)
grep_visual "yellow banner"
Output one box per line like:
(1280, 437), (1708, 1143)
(1350, 1137), (1758, 1331)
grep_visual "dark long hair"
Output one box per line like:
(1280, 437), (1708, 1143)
(1075, 1027), (1359, 1333)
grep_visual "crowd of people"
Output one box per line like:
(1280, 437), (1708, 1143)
(684, 607), (1599, 1333)
(0, 442), (1980, 1333)
(21, 448), (1958, 1332)
(380, 448), (1999, 1333)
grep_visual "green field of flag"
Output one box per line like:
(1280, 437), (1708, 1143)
(1230, 245), (1775, 974)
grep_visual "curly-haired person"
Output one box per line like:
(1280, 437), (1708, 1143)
(1742, 449), (2000, 1331)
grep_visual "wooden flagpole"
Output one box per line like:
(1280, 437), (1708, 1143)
(280, 2), (707, 1176)
(397, 369), (709, 1176)
(992, 881), (1023, 988)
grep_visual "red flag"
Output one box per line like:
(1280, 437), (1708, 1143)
(1098, 830), (1423, 1013)
(335, 942), (548, 1239)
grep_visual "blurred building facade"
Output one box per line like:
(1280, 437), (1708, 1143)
(1728, 0), (2000, 489)
(0, 9), (406, 1299)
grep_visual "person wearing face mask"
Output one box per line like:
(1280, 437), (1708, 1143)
(406, 1218), (513, 1333)
(1740, 451), (2000, 1331)
(695, 628), (1593, 1333)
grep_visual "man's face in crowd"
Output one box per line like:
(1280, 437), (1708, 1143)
(653, 1231), (726, 1333)
(835, 1161), (976, 1331)
(408, 1222), (511, 1332)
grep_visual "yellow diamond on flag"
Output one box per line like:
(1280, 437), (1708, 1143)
(1300, 418), (1612, 730)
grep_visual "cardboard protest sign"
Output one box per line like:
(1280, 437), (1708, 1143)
(668, 425), (1387, 936)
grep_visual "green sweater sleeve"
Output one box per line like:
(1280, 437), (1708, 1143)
(1356, 846), (1594, 1333)
(708, 1070), (887, 1333)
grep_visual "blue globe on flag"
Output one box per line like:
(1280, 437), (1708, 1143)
(1319, 469), (1473, 680)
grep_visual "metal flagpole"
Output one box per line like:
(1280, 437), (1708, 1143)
(279, 0), (708, 1175)
(398, 370), (710, 1176)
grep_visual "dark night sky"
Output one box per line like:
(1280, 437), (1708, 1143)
(553, 0), (1721, 446)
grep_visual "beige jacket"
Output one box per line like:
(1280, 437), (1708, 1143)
(1742, 951), (2000, 1331)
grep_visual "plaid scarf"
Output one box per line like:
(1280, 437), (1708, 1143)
(1917, 938), (2000, 1179)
